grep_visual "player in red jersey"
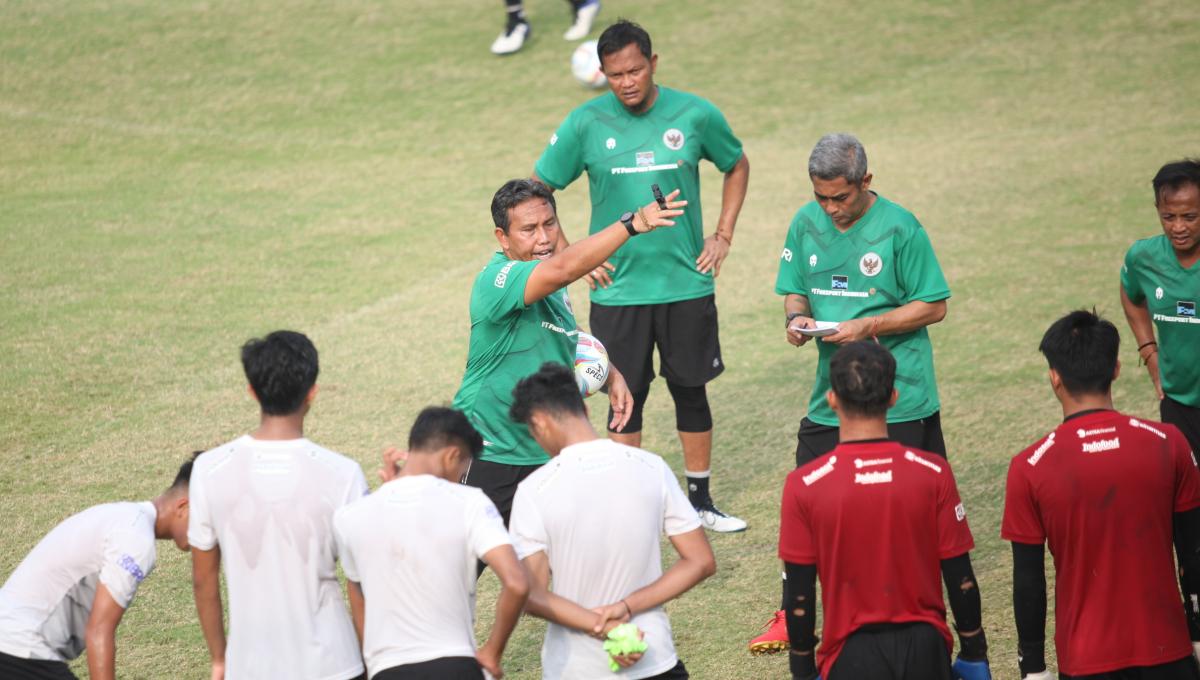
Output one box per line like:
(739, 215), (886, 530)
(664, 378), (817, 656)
(1002, 310), (1200, 680)
(779, 341), (990, 680)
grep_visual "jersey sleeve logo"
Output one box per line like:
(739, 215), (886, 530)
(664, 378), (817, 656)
(954, 502), (966, 522)
(1027, 432), (1056, 466)
(494, 261), (516, 288)
(117, 554), (147, 583)
(802, 455), (836, 486)
(550, 133), (558, 145)
(781, 248), (793, 262)
(663, 129), (685, 150)
(903, 450), (942, 473)
(859, 252), (883, 277)
(1129, 418), (1167, 439)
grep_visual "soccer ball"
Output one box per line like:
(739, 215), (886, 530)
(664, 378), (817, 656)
(575, 331), (610, 397)
(571, 40), (606, 89)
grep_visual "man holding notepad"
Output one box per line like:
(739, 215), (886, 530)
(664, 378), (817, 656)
(750, 131), (952, 655)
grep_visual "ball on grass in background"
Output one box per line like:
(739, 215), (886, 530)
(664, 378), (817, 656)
(575, 331), (609, 397)
(571, 40), (606, 89)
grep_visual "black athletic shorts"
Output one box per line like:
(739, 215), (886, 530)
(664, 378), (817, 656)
(795, 411), (946, 467)
(461, 458), (541, 527)
(826, 622), (952, 680)
(374, 656), (482, 680)
(0, 652), (77, 680)
(644, 659), (689, 679)
(1162, 396), (1200, 455)
(589, 294), (723, 393)
(1060, 654), (1200, 679)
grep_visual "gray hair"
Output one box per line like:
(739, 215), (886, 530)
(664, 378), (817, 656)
(808, 133), (868, 184)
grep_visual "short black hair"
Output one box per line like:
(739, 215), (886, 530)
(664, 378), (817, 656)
(1153, 159), (1200, 204)
(829, 342), (896, 418)
(509, 362), (586, 425)
(407, 407), (484, 459)
(597, 19), (652, 65)
(170, 451), (202, 492)
(491, 179), (557, 233)
(1038, 309), (1120, 396)
(241, 330), (319, 416)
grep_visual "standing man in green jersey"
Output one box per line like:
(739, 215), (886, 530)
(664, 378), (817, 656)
(750, 132), (951, 654)
(453, 178), (686, 531)
(1121, 159), (1200, 453)
(532, 19), (751, 533)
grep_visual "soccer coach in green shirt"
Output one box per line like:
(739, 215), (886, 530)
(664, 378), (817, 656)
(532, 19), (751, 533)
(750, 132), (951, 653)
(1121, 159), (1200, 453)
(453, 178), (686, 529)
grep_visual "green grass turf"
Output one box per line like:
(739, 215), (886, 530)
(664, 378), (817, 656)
(2, 0), (1198, 677)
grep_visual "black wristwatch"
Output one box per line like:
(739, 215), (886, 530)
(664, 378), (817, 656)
(786, 311), (806, 328)
(620, 211), (638, 236)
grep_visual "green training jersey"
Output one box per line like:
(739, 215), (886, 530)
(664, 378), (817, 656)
(452, 252), (577, 466)
(774, 195), (950, 426)
(535, 86), (743, 306)
(1121, 234), (1200, 407)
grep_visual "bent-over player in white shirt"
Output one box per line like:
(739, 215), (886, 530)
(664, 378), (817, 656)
(189, 331), (368, 680)
(334, 407), (528, 680)
(507, 362), (717, 680)
(0, 454), (195, 680)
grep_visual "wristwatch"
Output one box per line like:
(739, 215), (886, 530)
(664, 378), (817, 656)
(620, 211), (638, 236)
(786, 311), (805, 328)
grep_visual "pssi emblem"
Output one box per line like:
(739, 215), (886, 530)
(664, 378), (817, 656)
(859, 252), (883, 277)
(663, 128), (685, 150)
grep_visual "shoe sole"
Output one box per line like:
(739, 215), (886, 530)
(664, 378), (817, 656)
(703, 523), (748, 533)
(748, 640), (788, 655)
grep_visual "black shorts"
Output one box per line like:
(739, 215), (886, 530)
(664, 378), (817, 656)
(644, 659), (689, 679)
(461, 458), (541, 527)
(0, 652), (77, 680)
(1061, 654), (1200, 679)
(795, 412), (946, 467)
(1162, 396), (1200, 455)
(589, 294), (723, 393)
(374, 656), (482, 680)
(826, 622), (951, 680)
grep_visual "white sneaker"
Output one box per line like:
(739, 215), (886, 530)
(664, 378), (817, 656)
(491, 22), (529, 55)
(696, 503), (747, 533)
(563, 1), (600, 41)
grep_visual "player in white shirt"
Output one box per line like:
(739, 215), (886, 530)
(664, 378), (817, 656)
(334, 407), (528, 680)
(189, 331), (369, 680)
(0, 454), (195, 680)
(507, 363), (717, 680)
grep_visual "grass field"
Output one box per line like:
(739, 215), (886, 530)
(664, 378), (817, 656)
(2, 0), (1199, 678)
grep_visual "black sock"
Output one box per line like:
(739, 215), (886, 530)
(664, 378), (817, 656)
(505, 0), (526, 30)
(686, 473), (711, 507)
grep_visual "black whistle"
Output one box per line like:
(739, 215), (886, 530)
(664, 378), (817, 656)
(651, 184), (667, 210)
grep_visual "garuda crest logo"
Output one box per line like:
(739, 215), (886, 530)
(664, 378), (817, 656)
(859, 252), (883, 277)
(663, 128), (685, 150)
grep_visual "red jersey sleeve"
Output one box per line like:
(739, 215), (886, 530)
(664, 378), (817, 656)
(1170, 426), (1200, 514)
(936, 464), (975, 559)
(778, 471), (817, 564)
(1001, 453), (1046, 544)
